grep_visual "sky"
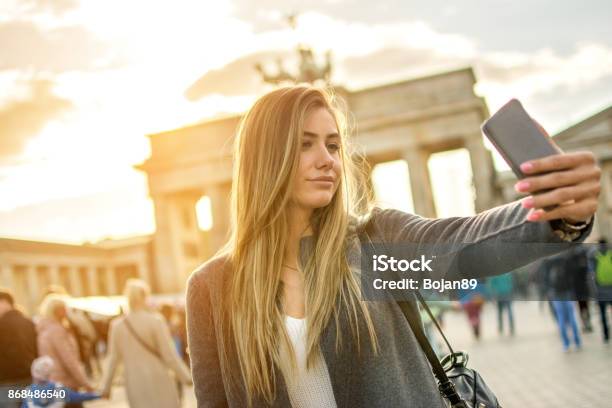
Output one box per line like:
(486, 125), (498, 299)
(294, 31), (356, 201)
(0, 0), (611, 244)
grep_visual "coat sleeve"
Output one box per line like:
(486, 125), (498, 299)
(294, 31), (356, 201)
(153, 314), (192, 384)
(51, 326), (91, 389)
(100, 318), (120, 395)
(371, 200), (594, 280)
(186, 267), (229, 408)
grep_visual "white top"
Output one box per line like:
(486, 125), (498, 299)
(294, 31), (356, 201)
(283, 315), (337, 408)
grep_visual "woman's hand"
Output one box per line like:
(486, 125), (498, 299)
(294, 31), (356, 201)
(515, 151), (601, 223)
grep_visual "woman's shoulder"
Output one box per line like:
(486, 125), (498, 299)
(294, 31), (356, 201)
(352, 206), (417, 236)
(369, 206), (417, 223)
(187, 253), (231, 294)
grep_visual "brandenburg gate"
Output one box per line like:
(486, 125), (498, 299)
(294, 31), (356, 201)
(137, 67), (497, 293)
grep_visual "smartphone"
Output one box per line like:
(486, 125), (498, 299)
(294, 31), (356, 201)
(481, 99), (562, 180)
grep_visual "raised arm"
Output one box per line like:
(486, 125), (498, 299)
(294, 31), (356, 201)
(372, 199), (593, 280)
(371, 148), (600, 280)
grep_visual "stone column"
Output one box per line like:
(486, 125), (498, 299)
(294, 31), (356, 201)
(403, 148), (437, 218)
(69, 266), (82, 297)
(359, 156), (376, 207)
(105, 265), (117, 295)
(87, 266), (98, 296)
(465, 135), (498, 212)
(25, 265), (39, 313)
(0, 263), (13, 290)
(136, 257), (150, 283)
(598, 159), (612, 240)
(151, 194), (182, 293)
(48, 265), (60, 286)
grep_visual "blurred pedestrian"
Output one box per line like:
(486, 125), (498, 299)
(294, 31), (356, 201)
(458, 282), (487, 340)
(588, 237), (612, 343)
(159, 303), (182, 357)
(43, 285), (99, 377)
(174, 308), (189, 366)
(100, 279), (191, 408)
(543, 253), (582, 351)
(564, 245), (593, 332)
(20, 356), (101, 408)
(36, 294), (94, 407)
(487, 273), (515, 335)
(159, 302), (186, 403)
(0, 289), (38, 408)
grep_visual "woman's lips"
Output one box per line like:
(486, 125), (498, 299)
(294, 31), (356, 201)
(308, 177), (335, 187)
(309, 180), (334, 186)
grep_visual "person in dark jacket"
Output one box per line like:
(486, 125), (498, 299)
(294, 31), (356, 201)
(0, 289), (38, 407)
(564, 245), (593, 332)
(543, 253), (582, 351)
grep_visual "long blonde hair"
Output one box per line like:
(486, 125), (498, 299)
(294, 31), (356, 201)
(220, 86), (378, 405)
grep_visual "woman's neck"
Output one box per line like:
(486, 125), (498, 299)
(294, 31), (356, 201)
(285, 205), (313, 268)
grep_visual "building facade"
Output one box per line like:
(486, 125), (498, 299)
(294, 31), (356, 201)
(0, 236), (153, 313)
(2, 68), (610, 313)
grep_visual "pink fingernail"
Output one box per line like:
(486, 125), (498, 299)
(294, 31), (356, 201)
(527, 211), (541, 221)
(520, 162), (534, 172)
(515, 181), (530, 192)
(522, 197), (534, 209)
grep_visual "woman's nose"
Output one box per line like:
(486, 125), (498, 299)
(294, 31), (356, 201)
(316, 146), (334, 169)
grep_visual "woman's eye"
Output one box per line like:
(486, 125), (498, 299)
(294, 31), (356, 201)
(301, 141), (312, 149)
(327, 143), (340, 152)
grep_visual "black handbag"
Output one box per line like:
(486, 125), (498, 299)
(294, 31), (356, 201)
(360, 219), (502, 408)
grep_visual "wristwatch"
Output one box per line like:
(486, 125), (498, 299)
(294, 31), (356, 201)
(550, 216), (592, 242)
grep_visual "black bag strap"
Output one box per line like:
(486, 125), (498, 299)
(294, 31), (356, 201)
(123, 316), (163, 361)
(360, 216), (467, 407)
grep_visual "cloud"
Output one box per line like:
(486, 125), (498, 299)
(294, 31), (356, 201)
(527, 73), (612, 133)
(185, 50), (293, 100)
(19, 0), (80, 15)
(0, 20), (115, 73)
(337, 40), (612, 100)
(339, 47), (463, 88)
(230, 0), (612, 53)
(0, 78), (73, 162)
(184, 14), (479, 98)
(0, 185), (155, 243)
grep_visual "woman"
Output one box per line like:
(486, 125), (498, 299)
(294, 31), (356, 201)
(187, 86), (600, 407)
(36, 295), (95, 408)
(37, 294), (94, 400)
(100, 279), (192, 408)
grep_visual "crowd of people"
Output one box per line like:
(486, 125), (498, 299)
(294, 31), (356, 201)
(0, 279), (191, 408)
(1, 239), (610, 407)
(540, 237), (612, 351)
(449, 237), (612, 352)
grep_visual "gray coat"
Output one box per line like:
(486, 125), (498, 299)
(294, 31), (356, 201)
(186, 201), (592, 407)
